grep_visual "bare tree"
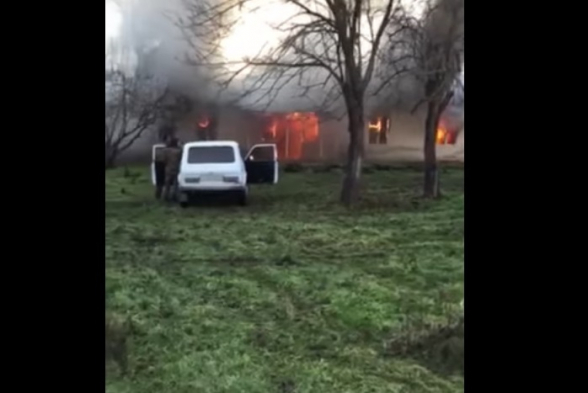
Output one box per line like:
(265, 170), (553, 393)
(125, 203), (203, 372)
(158, 93), (194, 142)
(177, 0), (411, 206)
(395, 0), (464, 198)
(105, 68), (169, 168)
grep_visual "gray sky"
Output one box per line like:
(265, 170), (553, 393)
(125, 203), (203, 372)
(105, 0), (463, 116)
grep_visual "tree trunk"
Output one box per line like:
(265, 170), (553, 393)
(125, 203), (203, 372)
(105, 144), (118, 169)
(423, 101), (440, 198)
(340, 109), (365, 206)
(105, 155), (116, 169)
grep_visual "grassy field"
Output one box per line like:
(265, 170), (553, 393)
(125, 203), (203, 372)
(105, 165), (464, 393)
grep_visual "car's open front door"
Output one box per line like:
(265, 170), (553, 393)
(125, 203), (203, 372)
(151, 144), (165, 186)
(244, 143), (278, 184)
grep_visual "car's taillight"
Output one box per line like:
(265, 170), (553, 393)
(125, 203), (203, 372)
(222, 176), (239, 183)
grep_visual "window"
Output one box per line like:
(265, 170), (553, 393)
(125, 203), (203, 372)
(436, 123), (459, 145)
(368, 117), (390, 144)
(187, 146), (235, 163)
(247, 146), (275, 161)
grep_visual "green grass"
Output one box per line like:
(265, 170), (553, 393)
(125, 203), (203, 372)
(105, 166), (464, 393)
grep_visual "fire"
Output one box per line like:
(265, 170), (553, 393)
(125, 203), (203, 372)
(436, 124), (448, 144)
(436, 120), (458, 145)
(262, 112), (319, 159)
(368, 118), (383, 133)
(368, 116), (389, 144)
(268, 118), (277, 138)
(197, 116), (210, 128)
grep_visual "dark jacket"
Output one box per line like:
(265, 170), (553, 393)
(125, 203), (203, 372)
(163, 147), (182, 177)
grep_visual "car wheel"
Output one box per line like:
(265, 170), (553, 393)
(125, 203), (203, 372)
(179, 192), (191, 208)
(237, 190), (247, 206)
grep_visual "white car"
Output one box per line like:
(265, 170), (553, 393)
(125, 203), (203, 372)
(151, 141), (278, 206)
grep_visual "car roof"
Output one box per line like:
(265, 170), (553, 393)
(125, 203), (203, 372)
(183, 140), (239, 149)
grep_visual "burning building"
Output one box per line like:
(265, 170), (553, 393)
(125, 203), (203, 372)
(361, 107), (463, 162)
(259, 112), (319, 160)
(109, 0), (464, 165)
(436, 119), (459, 145)
(117, 102), (463, 164)
(168, 108), (331, 162)
(210, 107), (462, 162)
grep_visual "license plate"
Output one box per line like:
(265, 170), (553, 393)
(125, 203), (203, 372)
(202, 174), (220, 181)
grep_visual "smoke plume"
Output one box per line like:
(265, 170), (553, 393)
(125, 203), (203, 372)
(109, 0), (463, 120)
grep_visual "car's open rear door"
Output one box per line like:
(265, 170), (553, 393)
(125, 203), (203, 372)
(244, 144), (278, 184)
(151, 144), (165, 186)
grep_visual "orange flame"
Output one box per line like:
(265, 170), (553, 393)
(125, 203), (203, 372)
(436, 125), (448, 144)
(436, 120), (458, 145)
(197, 115), (210, 128)
(263, 112), (319, 159)
(368, 118), (383, 133)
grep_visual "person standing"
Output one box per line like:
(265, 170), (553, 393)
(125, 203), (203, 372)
(162, 137), (182, 202)
(154, 144), (167, 200)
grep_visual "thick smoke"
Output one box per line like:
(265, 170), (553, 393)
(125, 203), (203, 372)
(113, 0), (463, 121)
(116, 0), (219, 102)
(113, 0), (333, 112)
(374, 0), (463, 126)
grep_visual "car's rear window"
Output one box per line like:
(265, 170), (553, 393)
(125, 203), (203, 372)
(187, 146), (235, 164)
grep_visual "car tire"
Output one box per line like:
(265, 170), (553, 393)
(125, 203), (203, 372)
(179, 192), (191, 208)
(237, 190), (247, 206)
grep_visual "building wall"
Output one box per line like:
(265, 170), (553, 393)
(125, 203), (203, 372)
(365, 108), (464, 162)
(304, 109), (464, 162)
(118, 107), (464, 163)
